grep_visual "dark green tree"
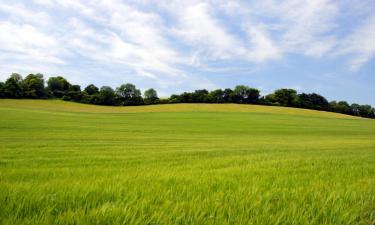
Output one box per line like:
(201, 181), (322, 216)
(208, 89), (224, 103)
(84, 84), (99, 95)
(47, 76), (71, 98)
(297, 93), (329, 111)
(222, 88), (233, 103)
(97, 86), (116, 105)
(4, 73), (24, 98)
(232, 85), (260, 104)
(169, 94), (182, 103)
(330, 101), (352, 114)
(22, 73), (46, 98)
(273, 89), (298, 106)
(116, 83), (143, 105)
(192, 89), (209, 103)
(0, 82), (6, 98)
(144, 88), (159, 104)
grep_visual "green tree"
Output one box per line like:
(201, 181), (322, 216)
(297, 93), (329, 111)
(222, 88), (233, 103)
(47, 76), (71, 98)
(4, 73), (24, 98)
(208, 89), (224, 103)
(192, 89), (209, 103)
(273, 89), (298, 106)
(330, 101), (351, 114)
(169, 94), (182, 103)
(232, 85), (260, 104)
(22, 73), (46, 98)
(116, 83), (143, 105)
(97, 86), (116, 105)
(84, 84), (99, 95)
(0, 82), (5, 98)
(144, 88), (159, 104)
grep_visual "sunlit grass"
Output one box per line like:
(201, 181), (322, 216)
(0, 100), (374, 224)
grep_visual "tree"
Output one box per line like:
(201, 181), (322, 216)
(116, 83), (143, 105)
(0, 82), (5, 98)
(22, 73), (46, 98)
(169, 94), (182, 103)
(222, 88), (233, 103)
(84, 84), (99, 95)
(273, 89), (298, 106)
(192, 89), (209, 103)
(63, 85), (82, 102)
(47, 76), (71, 98)
(330, 101), (351, 114)
(353, 104), (375, 118)
(297, 93), (329, 111)
(144, 88), (159, 104)
(232, 85), (260, 104)
(4, 73), (23, 98)
(96, 86), (116, 105)
(207, 89), (224, 103)
(265, 93), (277, 105)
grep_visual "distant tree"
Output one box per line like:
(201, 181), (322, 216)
(47, 76), (71, 98)
(22, 73), (46, 98)
(144, 88), (159, 104)
(208, 89), (224, 103)
(179, 92), (193, 103)
(273, 89), (298, 106)
(4, 73), (24, 98)
(63, 85), (82, 102)
(353, 104), (375, 118)
(0, 82), (6, 98)
(116, 83), (143, 105)
(330, 101), (351, 114)
(264, 93), (278, 105)
(84, 84), (99, 95)
(245, 88), (260, 104)
(297, 93), (329, 111)
(232, 85), (260, 104)
(192, 89), (209, 103)
(169, 94), (182, 103)
(97, 86), (116, 105)
(222, 88), (233, 103)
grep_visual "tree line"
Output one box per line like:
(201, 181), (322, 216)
(0, 73), (374, 119)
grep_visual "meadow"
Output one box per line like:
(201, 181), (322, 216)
(0, 99), (374, 224)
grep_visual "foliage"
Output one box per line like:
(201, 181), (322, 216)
(273, 89), (298, 107)
(0, 73), (374, 119)
(144, 88), (159, 104)
(97, 86), (116, 105)
(84, 84), (99, 95)
(116, 83), (143, 105)
(22, 74), (46, 98)
(47, 76), (71, 98)
(4, 73), (24, 98)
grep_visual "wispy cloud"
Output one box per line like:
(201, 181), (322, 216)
(0, 0), (374, 95)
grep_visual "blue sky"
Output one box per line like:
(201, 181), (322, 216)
(0, 0), (374, 105)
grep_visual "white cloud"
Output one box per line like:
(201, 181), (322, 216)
(337, 15), (375, 70)
(0, 22), (64, 64)
(0, 0), (375, 90)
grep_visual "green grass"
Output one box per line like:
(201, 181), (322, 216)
(0, 99), (374, 225)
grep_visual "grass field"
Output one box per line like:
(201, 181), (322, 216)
(0, 99), (374, 224)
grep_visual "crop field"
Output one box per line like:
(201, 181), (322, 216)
(0, 99), (374, 224)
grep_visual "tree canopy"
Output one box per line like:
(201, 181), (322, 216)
(0, 73), (374, 119)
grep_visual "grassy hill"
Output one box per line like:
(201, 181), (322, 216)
(0, 100), (374, 224)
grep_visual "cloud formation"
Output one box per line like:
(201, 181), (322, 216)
(0, 0), (374, 94)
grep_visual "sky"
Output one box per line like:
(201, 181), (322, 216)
(0, 0), (374, 105)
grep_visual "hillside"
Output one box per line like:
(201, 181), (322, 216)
(0, 100), (374, 224)
(0, 99), (359, 118)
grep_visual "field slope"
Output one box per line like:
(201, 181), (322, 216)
(0, 99), (374, 224)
